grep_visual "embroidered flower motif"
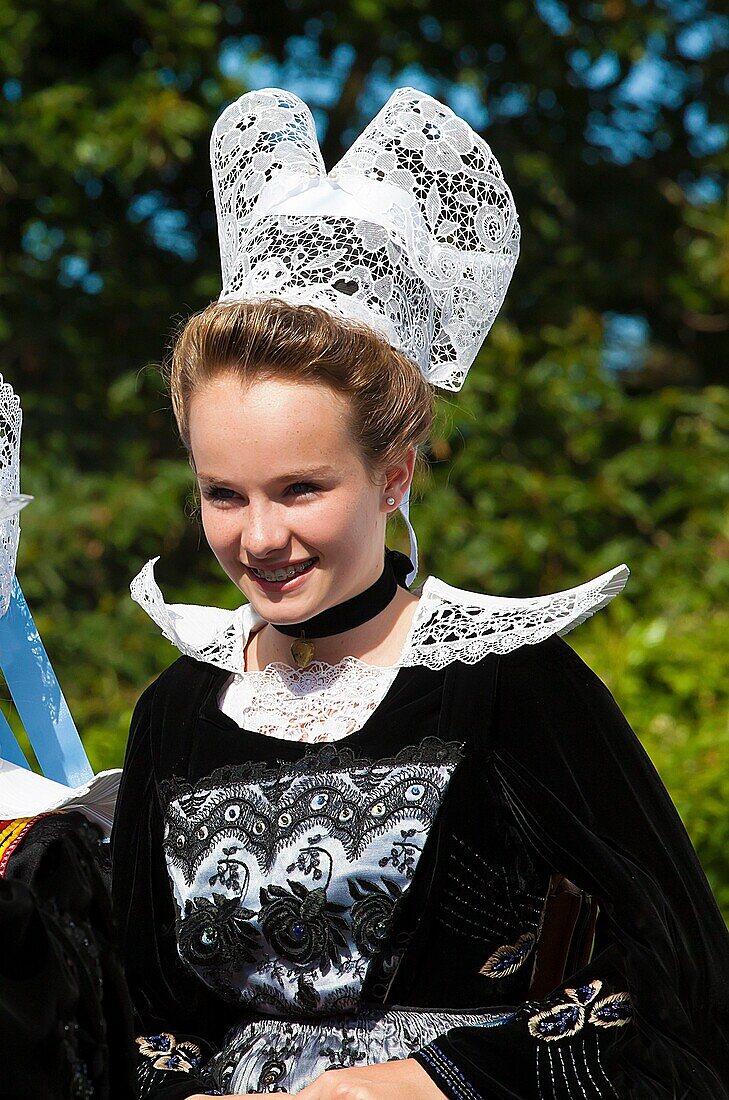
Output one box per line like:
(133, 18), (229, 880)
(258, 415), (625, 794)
(348, 877), (403, 956)
(591, 991), (633, 1028)
(479, 932), (536, 979)
(527, 983), (632, 1042)
(177, 893), (256, 969)
(258, 880), (349, 971)
(287, 846), (325, 881)
(257, 1058), (288, 1092)
(136, 1033), (176, 1058)
(564, 979), (602, 1005)
(377, 828), (423, 878)
(135, 1034), (201, 1073)
(528, 1002), (585, 1041)
(208, 846), (248, 892)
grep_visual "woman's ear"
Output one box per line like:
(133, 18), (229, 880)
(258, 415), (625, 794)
(382, 447), (416, 509)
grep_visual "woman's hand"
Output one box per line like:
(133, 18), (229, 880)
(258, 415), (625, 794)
(187, 1057), (447, 1100)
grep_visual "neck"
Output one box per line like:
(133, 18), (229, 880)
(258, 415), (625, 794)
(246, 585), (420, 671)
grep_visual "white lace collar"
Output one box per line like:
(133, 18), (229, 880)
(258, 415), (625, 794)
(129, 559), (630, 677)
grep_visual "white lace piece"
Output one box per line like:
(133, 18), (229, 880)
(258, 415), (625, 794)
(219, 660), (400, 743)
(0, 376), (24, 616)
(130, 560), (629, 742)
(211, 87), (520, 390)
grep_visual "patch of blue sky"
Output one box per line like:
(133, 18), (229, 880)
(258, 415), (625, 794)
(614, 55), (690, 111)
(448, 84), (489, 130)
(22, 221), (64, 262)
(419, 15), (442, 43)
(58, 254), (104, 294)
(127, 191), (197, 261)
(659, 0), (708, 23)
(602, 313), (650, 373)
(493, 84), (530, 119)
(535, 0), (572, 36)
(677, 16), (729, 59)
(74, 173), (103, 200)
(681, 174), (723, 204)
(684, 101), (729, 155)
(358, 63), (436, 123)
(586, 116), (655, 163)
(2, 79), (22, 103)
(219, 35), (355, 121)
(569, 49), (621, 89)
(361, 66), (491, 130)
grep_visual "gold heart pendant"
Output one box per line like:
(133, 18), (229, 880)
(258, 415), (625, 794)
(291, 636), (316, 669)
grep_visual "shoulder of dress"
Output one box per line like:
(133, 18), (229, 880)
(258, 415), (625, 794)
(129, 557), (257, 675)
(401, 564), (630, 669)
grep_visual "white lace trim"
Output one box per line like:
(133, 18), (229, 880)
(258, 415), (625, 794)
(0, 375), (24, 616)
(130, 560), (629, 742)
(218, 660), (401, 743)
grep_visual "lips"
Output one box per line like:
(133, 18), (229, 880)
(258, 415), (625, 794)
(247, 557), (317, 584)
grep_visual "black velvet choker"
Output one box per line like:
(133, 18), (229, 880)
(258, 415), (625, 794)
(272, 548), (412, 669)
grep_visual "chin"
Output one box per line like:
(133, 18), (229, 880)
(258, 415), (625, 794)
(238, 574), (330, 624)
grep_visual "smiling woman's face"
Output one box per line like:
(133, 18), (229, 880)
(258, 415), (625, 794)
(188, 374), (410, 625)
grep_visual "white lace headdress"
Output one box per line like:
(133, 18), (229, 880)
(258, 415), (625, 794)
(211, 86), (520, 579)
(212, 86), (519, 391)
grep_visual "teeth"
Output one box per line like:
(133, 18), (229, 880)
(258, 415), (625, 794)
(252, 558), (314, 582)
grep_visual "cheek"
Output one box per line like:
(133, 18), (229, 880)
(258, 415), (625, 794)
(313, 491), (380, 551)
(201, 506), (239, 553)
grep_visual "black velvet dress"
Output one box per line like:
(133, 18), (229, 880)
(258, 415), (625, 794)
(110, 635), (729, 1099)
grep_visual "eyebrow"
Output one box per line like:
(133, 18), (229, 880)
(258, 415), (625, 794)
(196, 466), (337, 484)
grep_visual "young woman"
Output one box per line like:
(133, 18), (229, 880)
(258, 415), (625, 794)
(111, 89), (729, 1100)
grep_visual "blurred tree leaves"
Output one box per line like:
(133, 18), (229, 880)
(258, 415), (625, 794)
(0, 0), (727, 912)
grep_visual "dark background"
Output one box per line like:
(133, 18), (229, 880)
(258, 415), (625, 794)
(1, 0), (727, 914)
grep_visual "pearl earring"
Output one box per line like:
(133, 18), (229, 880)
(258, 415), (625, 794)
(386, 496), (396, 506)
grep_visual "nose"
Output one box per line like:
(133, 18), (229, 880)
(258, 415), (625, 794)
(241, 498), (291, 562)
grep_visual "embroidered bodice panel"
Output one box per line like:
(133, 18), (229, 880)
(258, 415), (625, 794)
(131, 560), (629, 742)
(163, 739), (462, 1017)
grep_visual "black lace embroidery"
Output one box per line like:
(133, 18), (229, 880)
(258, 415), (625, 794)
(160, 736), (464, 805)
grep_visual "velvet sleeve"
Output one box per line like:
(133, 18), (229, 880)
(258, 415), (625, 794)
(110, 676), (231, 1099)
(412, 636), (729, 1099)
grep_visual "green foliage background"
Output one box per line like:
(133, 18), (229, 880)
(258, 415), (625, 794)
(1, 1), (727, 914)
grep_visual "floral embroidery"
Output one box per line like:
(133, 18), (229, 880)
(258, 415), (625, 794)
(257, 1059), (288, 1091)
(164, 750), (457, 887)
(564, 979), (602, 1004)
(479, 932), (535, 978)
(176, 894), (257, 968)
(135, 1033), (201, 1073)
(591, 990), (633, 1027)
(348, 877), (403, 956)
(209, 845), (248, 891)
(378, 827), (423, 878)
(528, 1002), (585, 1041)
(527, 981), (632, 1042)
(258, 880), (350, 970)
(164, 742), (461, 1014)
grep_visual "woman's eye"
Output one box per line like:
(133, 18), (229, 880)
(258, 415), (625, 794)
(287, 482), (320, 498)
(203, 486), (239, 505)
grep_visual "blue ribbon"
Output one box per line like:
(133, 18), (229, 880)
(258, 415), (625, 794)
(0, 577), (92, 786)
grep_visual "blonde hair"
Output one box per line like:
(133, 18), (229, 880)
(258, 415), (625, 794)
(166, 298), (434, 479)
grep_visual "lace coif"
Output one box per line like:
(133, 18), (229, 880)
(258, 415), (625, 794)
(211, 86), (520, 390)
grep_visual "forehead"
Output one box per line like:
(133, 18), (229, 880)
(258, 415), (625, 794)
(188, 375), (361, 474)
